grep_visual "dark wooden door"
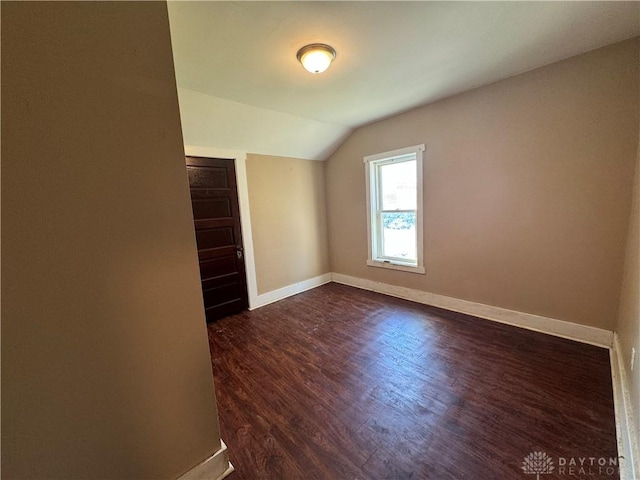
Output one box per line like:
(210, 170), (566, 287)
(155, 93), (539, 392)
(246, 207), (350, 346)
(186, 156), (249, 322)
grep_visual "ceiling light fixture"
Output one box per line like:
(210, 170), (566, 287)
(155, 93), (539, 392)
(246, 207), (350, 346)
(296, 43), (336, 74)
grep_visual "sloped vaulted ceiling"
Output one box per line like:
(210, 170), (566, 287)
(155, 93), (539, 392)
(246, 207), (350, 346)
(167, 1), (640, 161)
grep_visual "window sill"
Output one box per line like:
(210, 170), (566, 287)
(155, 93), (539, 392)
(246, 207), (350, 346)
(366, 259), (426, 275)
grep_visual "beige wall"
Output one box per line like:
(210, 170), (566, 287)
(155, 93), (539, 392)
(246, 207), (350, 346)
(616, 127), (640, 445)
(326, 38), (639, 330)
(246, 154), (330, 294)
(2, 2), (223, 479)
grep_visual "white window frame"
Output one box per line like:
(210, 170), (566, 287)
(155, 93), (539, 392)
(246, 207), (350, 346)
(364, 144), (425, 274)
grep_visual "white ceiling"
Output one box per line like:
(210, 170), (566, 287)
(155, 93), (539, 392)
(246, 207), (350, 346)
(168, 1), (640, 160)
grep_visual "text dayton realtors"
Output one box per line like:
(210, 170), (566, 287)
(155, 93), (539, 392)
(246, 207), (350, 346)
(557, 456), (619, 476)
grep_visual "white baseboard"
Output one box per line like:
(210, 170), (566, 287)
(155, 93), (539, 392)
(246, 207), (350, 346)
(177, 440), (234, 480)
(331, 273), (614, 348)
(611, 334), (639, 480)
(250, 273), (333, 310)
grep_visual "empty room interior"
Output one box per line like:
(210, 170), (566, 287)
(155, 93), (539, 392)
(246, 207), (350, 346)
(2, 1), (640, 480)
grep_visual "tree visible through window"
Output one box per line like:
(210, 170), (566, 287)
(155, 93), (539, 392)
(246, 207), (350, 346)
(365, 144), (425, 274)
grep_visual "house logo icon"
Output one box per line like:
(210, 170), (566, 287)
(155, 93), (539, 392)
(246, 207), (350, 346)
(522, 451), (554, 480)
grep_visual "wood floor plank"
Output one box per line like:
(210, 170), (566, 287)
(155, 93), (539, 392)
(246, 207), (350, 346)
(207, 283), (619, 479)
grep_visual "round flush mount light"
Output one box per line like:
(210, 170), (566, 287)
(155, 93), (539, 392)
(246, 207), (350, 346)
(296, 43), (336, 74)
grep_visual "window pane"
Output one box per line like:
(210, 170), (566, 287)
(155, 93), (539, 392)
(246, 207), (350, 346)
(380, 160), (416, 210)
(381, 212), (416, 261)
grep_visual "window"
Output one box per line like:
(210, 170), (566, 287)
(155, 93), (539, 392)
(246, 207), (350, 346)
(365, 144), (425, 274)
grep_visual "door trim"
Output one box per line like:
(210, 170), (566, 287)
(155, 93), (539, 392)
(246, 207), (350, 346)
(184, 145), (259, 309)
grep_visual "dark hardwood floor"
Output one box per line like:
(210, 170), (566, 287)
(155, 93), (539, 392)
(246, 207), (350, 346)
(207, 283), (619, 479)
